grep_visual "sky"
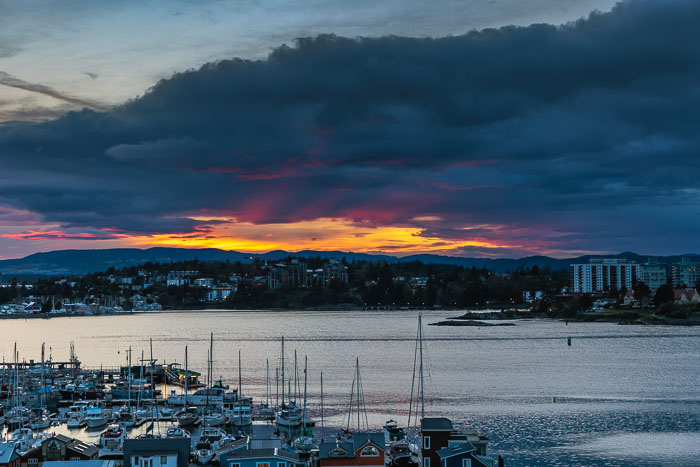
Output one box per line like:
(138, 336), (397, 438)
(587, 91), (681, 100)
(0, 0), (698, 260)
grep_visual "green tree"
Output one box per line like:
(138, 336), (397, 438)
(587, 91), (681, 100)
(654, 284), (675, 307)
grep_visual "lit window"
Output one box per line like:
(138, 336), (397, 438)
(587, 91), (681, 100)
(361, 446), (379, 457)
(257, 463), (270, 467)
(462, 459), (471, 467)
(28, 460), (39, 465)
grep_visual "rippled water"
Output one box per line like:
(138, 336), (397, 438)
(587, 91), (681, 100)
(2, 310), (699, 466)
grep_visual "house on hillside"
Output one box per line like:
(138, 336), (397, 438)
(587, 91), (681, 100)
(674, 288), (700, 304)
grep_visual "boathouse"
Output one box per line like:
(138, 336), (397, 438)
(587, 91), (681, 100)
(123, 438), (190, 467)
(318, 432), (385, 467)
(19, 435), (99, 466)
(421, 418), (454, 467)
(219, 448), (305, 467)
(0, 443), (20, 467)
(436, 444), (492, 467)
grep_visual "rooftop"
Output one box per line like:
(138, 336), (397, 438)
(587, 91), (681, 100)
(422, 417), (454, 431)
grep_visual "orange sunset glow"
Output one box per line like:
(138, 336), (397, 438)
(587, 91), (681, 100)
(128, 218), (512, 256)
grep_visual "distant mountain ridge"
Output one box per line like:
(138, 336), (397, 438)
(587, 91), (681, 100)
(0, 247), (698, 276)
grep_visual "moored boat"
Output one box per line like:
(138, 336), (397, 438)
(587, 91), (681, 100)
(86, 401), (110, 428)
(98, 424), (127, 458)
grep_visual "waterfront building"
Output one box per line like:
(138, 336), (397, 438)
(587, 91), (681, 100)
(166, 271), (197, 287)
(268, 260), (307, 289)
(194, 278), (214, 288)
(322, 259), (349, 286)
(123, 437), (190, 467)
(436, 444), (491, 467)
(671, 260), (700, 288)
(0, 442), (20, 467)
(20, 434), (99, 466)
(640, 262), (668, 292)
(207, 287), (233, 302)
(319, 432), (385, 467)
(220, 448), (305, 467)
(422, 418), (495, 467)
(421, 418), (455, 467)
(569, 258), (640, 293)
(674, 288), (700, 304)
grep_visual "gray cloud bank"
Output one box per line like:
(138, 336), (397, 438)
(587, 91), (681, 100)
(0, 0), (699, 255)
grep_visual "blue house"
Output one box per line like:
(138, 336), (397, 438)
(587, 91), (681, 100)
(436, 444), (495, 467)
(219, 448), (306, 467)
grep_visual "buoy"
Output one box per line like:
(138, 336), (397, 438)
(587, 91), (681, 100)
(567, 337), (572, 346)
(553, 396), (557, 403)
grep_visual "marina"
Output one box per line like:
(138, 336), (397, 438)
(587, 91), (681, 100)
(1, 309), (699, 466)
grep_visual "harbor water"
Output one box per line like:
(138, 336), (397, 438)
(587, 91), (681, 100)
(1, 309), (699, 466)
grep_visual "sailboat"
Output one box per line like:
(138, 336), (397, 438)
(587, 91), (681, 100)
(29, 343), (51, 430)
(176, 346), (199, 427)
(293, 356), (316, 453)
(227, 350), (252, 427)
(340, 357), (369, 442)
(275, 337), (303, 431)
(403, 314), (426, 464)
(202, 333), (226, 427)
(256, 359), (275, 419)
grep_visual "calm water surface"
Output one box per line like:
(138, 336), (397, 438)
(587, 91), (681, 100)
(2, 310), (699, 466)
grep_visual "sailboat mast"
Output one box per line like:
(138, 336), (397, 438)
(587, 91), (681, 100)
(356, 358), (361, 431)
(206, 332), (213, 412)
(185, 345), (189, 406)
(320, 371), (324, 436)
(128, 346), (132, 408)
(238, 349), (243, 424)
(419, 314), (424, 420)
(281, 337), (285, 405)
(302, 356), (308, 430)
(294, 350), (298, 402)
(41, 342), (45, 408)
(266, 359), (270, 406)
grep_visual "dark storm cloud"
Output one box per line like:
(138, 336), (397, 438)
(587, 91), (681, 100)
(1, 0), (699, 254)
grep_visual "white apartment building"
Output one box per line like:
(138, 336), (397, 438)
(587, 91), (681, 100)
(569, 258), (640, 293)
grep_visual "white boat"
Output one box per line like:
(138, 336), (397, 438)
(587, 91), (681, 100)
(195, 442), (215, 465)
(86, 402), (110, 428)
(166, 426), (190, 438)
(6, 407), (31, 428)
(224, 400), (252, 427)
(29, 415), (51, 430)
(226, 350), (253, 427)
(202, 410), (226, 427)
(276, 401), (303, 428)
(167, 386), (226, 406)
(200, 427), (226, 447)
(11, 428), (35, 455)
(256, 403), (275, 419)
(176, 407), (199, 427)
(67, 401), (90, 416)
(275, 338), (303, 430)
(66, 411), (87, 428)
(114, 405), (139, 427)
(99, 424), (126, 458)
(160, 405), (174, 418)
